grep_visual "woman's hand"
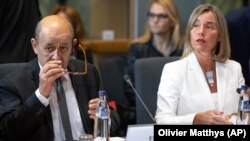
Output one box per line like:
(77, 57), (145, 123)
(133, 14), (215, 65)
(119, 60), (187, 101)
(247, 87), (250, 97)
(193, 110), (233, 125)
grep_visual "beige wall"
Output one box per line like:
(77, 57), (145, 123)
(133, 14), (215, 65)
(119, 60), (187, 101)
(129, 0), (135, 39)
(89, 0), (129, 39)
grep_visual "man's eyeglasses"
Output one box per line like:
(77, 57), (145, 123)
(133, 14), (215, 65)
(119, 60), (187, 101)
(147, 12), (168, 20)
(65, 44), (88, 75)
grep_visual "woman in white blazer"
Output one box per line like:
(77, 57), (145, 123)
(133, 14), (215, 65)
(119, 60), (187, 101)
(155, 4), (245, 125)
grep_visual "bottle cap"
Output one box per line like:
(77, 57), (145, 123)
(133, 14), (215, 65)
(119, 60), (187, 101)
(241, 85), (248, 92)
(98, 90), (106, 96)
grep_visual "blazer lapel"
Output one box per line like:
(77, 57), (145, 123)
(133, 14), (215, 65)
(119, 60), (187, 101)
(216, 62), (227, 111)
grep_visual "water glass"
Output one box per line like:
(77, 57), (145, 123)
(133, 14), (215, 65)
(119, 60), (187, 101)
(79, 134), (93, 141)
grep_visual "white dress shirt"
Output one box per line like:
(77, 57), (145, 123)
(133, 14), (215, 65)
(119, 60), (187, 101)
(36, 73), (84, 141)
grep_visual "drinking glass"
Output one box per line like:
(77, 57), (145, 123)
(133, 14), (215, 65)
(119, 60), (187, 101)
(79, 133), (93, 141)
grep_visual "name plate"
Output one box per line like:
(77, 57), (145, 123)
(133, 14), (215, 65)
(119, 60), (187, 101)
(126, 124), (154, 141)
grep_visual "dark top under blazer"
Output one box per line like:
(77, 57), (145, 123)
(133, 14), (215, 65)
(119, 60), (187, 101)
(124, 39), (183, 85)
(0, 58), (119, 141)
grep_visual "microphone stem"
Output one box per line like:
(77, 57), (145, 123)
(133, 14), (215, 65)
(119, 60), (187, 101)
(128, 81), (156, 123)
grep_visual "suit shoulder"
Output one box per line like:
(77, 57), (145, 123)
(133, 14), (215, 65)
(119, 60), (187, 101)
(162, 58), (187, 75)
(225, 59), (241, 67)
(164, 58), (186, 68)
(222, 60), (243, 74)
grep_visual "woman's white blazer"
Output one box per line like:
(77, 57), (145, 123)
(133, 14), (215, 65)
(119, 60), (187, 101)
(155, 53), (245, 124)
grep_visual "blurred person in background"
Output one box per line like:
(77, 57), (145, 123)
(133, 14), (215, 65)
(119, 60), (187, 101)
(123, 0), (183, 123)
(226, 6), (250, 86)
(52, 5), (93, 64)
(0, 0), (41, 63)
(124, 0), (183, 89)
(119, 0), (183, 135)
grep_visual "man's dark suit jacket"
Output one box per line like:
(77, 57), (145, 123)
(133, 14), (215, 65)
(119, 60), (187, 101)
(0, 58), (119, 141)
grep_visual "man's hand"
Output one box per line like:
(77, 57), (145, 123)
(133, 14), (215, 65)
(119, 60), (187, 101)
(39, 60), (65, 97)
(247, 87), (250, 97)
(88, 98), (99, 119)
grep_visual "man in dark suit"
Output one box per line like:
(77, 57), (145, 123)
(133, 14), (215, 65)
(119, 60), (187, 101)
(226, 6), (250, 86)
(0, 15), (119, 141)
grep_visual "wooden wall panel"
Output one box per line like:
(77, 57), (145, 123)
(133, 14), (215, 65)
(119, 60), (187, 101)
(89, 0), (129, 39)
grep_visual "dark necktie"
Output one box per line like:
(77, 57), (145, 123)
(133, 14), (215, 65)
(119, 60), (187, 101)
(56, 77), (73, 140)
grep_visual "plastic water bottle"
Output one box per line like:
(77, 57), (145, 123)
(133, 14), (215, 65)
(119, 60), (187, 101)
(93, 90), (110, 141)
(236, 85), (250, 125)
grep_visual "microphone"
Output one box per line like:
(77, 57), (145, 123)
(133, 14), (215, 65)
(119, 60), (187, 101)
(237, 85), (250, 103)
(123, 74), (156, 123)
(236, 88), (241, 94)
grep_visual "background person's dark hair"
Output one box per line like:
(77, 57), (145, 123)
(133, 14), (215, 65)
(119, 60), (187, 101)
(56, 0), (67, 5)
(51, 5), (93, 63)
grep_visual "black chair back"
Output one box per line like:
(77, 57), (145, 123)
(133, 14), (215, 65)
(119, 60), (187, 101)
(99, 57), (129, 106)
(0, 63), (27, 79)
(249, 58), (250, 83)
(134, 57), (179, 124)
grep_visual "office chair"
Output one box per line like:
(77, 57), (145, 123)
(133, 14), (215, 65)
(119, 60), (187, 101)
(99, 56), (137, 136)
(99, 56), (129, 106)
(249, 58), (250, 83)
(134, 57), (179, 124)
(0, 63), (27, 79)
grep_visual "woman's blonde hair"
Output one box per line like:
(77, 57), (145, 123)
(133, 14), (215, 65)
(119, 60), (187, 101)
(181, 4), (231, 62)
(134, 0), (182, 49)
